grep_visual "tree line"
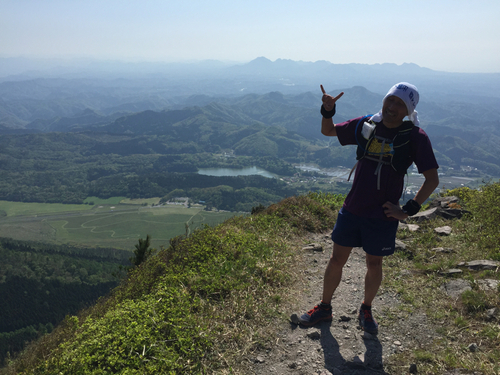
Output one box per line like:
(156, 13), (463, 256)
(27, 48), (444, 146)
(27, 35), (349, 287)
(0, 129), (301, 208)
(0, 238), (130, 367)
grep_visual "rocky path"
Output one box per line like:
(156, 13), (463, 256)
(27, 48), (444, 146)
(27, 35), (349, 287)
(246, 231), (438, 375)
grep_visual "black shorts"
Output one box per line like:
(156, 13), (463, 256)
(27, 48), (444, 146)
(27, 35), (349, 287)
(331, 207), (398, 256)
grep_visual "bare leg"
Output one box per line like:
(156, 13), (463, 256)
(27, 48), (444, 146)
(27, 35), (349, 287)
(321, 243), (353, 304)
(363, 253), (383, 306)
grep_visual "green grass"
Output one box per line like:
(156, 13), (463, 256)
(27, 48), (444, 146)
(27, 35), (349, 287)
(83, 196), (128, 205)
(382, 185), (500, 375)
(4, 186), (500, 374)
(0, 200), (244, 249)
(2, 192), (342, 374)
(0, 200), (94, 217)
(46, 209), (238, 248)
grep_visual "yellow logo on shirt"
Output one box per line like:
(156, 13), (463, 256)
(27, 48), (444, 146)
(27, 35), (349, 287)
(367, 138), (393, 156)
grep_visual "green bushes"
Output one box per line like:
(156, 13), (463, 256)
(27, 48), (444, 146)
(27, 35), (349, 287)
(464, 183), (500, 254)
(444, 182), (500, 257)
(41, 288), (208, 374)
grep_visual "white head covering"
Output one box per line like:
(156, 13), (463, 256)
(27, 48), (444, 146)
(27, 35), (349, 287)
(370, 82), (420, 126)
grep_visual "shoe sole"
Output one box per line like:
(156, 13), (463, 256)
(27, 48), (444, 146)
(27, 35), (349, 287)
(290, 313), (332, 326)
(358, 317), (378, 334)
(359, 326), (378, 334)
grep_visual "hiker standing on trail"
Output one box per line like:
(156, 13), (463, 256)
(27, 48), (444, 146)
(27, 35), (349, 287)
(295, 82), (439, 334)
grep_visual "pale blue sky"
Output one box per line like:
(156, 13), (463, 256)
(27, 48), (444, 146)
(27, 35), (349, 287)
(1, 0), (499, 73)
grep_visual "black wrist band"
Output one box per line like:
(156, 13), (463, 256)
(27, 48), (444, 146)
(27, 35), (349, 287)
(321, 104), (336, 119)
(402, 199), (421, 216)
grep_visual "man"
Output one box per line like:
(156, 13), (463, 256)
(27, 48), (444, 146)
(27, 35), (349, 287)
(296, 82), (439, 334)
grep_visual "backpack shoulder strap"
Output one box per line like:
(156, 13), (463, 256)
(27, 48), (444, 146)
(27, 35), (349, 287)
(354, 114), (374, 160)
(391, 121), (416, 173)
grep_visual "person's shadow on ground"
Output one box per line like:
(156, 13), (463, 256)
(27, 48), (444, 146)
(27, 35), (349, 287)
(293, 321), (390, 374)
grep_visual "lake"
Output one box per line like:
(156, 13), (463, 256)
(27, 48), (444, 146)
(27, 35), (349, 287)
(198, 166), (278, 178)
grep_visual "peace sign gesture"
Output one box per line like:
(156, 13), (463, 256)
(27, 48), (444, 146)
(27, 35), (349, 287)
(321, 85), (344, 112)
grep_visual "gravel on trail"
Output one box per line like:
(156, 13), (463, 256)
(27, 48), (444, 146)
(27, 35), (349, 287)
(245, 231), (439, 375)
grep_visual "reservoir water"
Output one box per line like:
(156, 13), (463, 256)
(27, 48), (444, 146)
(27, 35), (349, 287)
(198, 166), (277, 178)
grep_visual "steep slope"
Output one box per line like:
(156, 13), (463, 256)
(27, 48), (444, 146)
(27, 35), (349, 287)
(3, 193), (342, 374)
(3, 187), (500, 374)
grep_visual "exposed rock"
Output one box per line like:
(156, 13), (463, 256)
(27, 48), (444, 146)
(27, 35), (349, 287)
(441, 279), (472, 298)
(485, 308), (498, 321)
(438, 208), (465, 219)
(468, 343), (479, 352)
(395, 239), (407, 251)
(432, 247), (454, 253)
(398, 222), (420, 232)
(428, 196), (460, 208)
(477, 279), (499, 291)
(434, 226), (452, 235)
(255, 355), (265, 363)
(407, 224), (420, 232)
(461, 260), (500, 270)
(411, 196), (468, 222)
(412, 207), (440, 222)
(440, 268), (463, 276)
(303, 242), (323, 252)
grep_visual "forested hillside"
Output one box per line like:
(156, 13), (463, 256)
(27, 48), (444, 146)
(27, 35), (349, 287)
(1, 87), (500, 209)
(0, 128), (304, 206)
(0, 239), (129, 365)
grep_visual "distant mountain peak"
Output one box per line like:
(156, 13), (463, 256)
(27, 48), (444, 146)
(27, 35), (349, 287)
(248, 57), (273, 65)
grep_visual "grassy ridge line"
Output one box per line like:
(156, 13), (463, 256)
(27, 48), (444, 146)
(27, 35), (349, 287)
(5, 192), (344, 374)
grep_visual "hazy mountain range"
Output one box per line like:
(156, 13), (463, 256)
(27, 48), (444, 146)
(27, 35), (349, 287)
(1, 57), (500, 175)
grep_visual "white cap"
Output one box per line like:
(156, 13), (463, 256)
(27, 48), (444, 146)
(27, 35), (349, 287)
(371, 82), (420, 126)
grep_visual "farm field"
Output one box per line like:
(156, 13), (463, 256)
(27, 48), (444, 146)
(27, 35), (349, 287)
(0, 198), (245, 250)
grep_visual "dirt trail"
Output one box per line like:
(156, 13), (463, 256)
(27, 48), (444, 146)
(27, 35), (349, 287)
(246, 231), (438, 375)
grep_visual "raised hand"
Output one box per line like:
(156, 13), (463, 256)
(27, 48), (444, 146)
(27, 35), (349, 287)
(321, 85), (344, 111)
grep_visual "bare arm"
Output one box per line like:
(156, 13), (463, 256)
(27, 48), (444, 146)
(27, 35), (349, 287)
(320, 85), (343, 137)
(321, 117), (337, 136)
(413, 168), (440, 205)
(383, 168), (440, 220)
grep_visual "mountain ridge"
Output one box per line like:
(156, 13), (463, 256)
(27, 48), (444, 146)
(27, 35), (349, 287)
(6, 86), (499, 176)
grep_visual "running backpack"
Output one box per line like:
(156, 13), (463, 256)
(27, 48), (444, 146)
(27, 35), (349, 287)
(348, 116), (415, 189)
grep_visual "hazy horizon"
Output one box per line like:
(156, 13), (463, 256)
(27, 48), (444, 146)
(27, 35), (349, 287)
(2, 0), (499, 75)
